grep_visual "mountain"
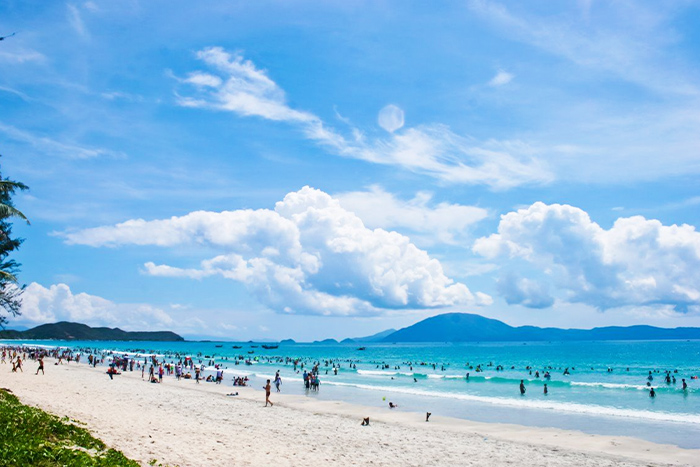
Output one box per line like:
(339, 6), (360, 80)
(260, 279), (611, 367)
(382, 313), (700, 342)
(0, 322), (184, 342)
(354, 328), (397, 343)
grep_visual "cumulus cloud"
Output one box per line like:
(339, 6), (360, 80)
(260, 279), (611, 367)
(474, 202), (700, 310)
(336, 185), (488, 245)
(19, 283), (174, 330)
(488, 70), (514, 86)
(377, 104), (405, 132)
(64, 187), (489, 316)
(173, 47), (551, 189)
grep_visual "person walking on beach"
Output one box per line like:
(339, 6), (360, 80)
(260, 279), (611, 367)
(36, 356), (44, 375)
(264, 379), (274, 407)
(274, 372), (282, 392)
(195, 367), (201, 384)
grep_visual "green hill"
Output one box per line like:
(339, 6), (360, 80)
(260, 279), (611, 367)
(0, 321), (184, 341)
(383, 312), (700, 342)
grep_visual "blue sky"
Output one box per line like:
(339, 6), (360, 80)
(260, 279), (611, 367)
(2, 0), (700, 340)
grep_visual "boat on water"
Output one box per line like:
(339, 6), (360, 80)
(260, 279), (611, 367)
(261, 345), (279, 349)
(215, 345), (223, 348)
(356, 347), (366, 351)
(232, 346), (242, 349)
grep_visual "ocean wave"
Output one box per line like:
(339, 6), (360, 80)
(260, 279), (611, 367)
(322, 381), (700, 424)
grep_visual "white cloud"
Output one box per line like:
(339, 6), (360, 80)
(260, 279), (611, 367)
(0, 49), (46, 64)
(336, 185), (488, 245)
(64, 187), (489, 316)
(377, 104), (405, 132)
(173, 47), (552, 189)
(176, 47), (316, 123)
(488, 70), (514, 86)
(18, 283), (174, 330)
(469, 0), (698, 96)
(474, 202), (700, 310)
(0, 123), (124, 159)
(67, 4), (89, 38)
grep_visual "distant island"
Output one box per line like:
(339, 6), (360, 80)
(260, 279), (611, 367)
(377, 313), (700, 342)
(0, 322), (184, 342)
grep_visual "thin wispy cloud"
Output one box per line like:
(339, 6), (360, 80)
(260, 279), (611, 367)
(0, 123), (124, 159)
(0, 49), (46, 64)
(469, 0), (699, 96)
(175, 47), (552, 189)
(67, 3), (89, 38)
(488, 70), (513, 86)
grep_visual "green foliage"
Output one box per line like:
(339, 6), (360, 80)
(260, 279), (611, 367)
(0, 160), (29, 327)
(0, 389), (139, 467)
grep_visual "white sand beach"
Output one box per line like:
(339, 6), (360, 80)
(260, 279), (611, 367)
(2, 359), (698, 467)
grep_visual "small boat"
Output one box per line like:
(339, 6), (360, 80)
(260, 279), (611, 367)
(261, 345), (279, 349)
(248, 351), (255, 354)
(215, 345), (223, 348)
(356, 347), (366, 351)
(250, 345), (258, 348)
(232, 346), (242, 349)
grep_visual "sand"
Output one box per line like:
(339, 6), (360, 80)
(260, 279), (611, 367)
(1, 359), (697, 467)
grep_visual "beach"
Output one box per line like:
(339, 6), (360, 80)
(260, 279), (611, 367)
(2, 358), (698, 467)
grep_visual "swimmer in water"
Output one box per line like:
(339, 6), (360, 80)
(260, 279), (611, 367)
(543, 384), (548, 395)
(649, 387), (656, 398)
(682, 379), (688, 391)
(520, 380), (526, 395)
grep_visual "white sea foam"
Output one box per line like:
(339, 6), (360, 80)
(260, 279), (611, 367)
(571, 382), (651, 391)
(357, 370), (398, 376)
(322, 381), (700, 425)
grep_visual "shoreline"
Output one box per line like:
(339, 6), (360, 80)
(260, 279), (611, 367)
(2, 357), (698, 466)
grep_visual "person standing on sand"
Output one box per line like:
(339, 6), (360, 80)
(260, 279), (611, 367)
(274, 372), (282, 392)
(264, 379), (274, 407)
(195, 367), (201, 384)
(36, 356), (44, 375)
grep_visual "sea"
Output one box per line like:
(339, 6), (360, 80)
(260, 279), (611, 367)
(5, 339), (700, 449)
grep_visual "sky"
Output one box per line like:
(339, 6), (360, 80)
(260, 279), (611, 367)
(1, 0), (700, 340)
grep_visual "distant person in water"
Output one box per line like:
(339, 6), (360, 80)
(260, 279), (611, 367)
(264, 379), (274, 407)
(543, 384), (548, 395)
(36, 357), (44, 375)
(649, 387), (656, 398)
(682, 379), (688, 391)
(520, 380), (526, 395)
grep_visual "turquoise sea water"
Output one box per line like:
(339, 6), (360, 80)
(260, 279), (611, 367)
(5, 339), (700, 448)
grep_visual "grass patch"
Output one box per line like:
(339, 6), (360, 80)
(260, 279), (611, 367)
(0, 388), (140, 466)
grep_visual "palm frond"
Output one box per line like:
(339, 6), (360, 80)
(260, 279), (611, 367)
(0, 270), (17, 282)
(0, 203), (29, 224)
